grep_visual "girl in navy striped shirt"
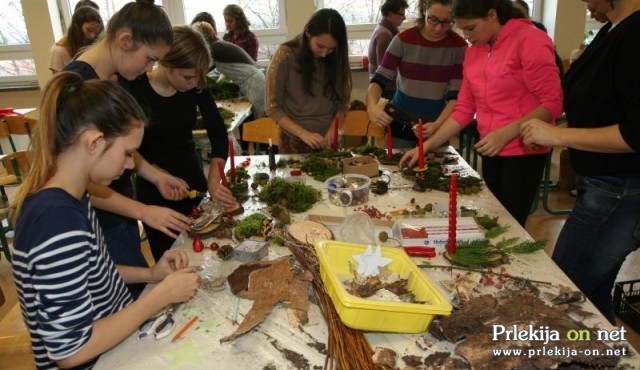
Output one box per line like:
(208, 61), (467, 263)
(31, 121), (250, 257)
(11, 72), (200, 370)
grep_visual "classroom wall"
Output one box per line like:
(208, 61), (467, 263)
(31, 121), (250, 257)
(543, 0), (587, 60)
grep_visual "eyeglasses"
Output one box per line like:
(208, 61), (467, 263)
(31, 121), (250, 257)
(426, 15), (455, 28)
(394, 11), (406, 18)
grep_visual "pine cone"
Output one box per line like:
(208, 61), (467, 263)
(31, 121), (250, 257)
(217, 244), (234, 260)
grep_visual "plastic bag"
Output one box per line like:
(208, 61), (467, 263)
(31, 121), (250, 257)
(336, 211), (377, 245)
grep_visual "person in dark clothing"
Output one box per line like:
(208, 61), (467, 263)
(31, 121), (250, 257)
(131, 26), (235, 261)
(64, 0), (191, 298)
(521, 0), (640, 325)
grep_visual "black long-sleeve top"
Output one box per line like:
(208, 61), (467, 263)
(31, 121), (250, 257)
(562, 11), (640, 176)
(131, 74), (228, 190)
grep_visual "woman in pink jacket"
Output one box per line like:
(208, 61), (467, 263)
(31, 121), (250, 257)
(400, 0), (563, 226)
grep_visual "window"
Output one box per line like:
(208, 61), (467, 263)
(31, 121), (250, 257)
(62, 0), (285, 62)
(182, 0), (286, 62)
(0, 0), (36, 86)
(318, 0), (420, 60)
(62, 0), (164, 30)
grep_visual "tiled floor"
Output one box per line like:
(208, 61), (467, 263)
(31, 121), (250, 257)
(1, 149), (639, 368)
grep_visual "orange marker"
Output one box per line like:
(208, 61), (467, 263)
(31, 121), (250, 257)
(171, 315), (199, 342)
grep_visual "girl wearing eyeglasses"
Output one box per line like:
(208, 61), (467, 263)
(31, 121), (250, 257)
(367, 0), (467, 148)
(400, 0), (563, 227)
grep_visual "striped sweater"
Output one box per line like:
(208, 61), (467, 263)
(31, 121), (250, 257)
(372, 27), (467, 141)
(12, 188), (132, 370)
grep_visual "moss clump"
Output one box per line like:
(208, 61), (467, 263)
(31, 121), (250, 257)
(257, 178), (321, 213)
(236, 213), (267, 238)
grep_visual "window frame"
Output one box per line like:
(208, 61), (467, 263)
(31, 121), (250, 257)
(176, 0), (288, 64)
(0, 3), (37, 87)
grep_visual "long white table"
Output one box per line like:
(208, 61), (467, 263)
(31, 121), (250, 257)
(95, 149), (640, 369)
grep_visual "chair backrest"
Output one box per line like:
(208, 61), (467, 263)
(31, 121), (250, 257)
(4, 116), (37, 137)
(341, 110), (385, 138)
(242, 117), (279, 146)
(0, 151), (30, 181)
(0, 122), (15, 154)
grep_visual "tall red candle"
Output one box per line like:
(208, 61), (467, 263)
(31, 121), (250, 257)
(217, 160), (229, 188)
(387, 125), (393, 158)
(229, 141), (236, 183)
(448, 174), (458, 255)
(333, 117), (339, 150)
(417, 118), (425, 169)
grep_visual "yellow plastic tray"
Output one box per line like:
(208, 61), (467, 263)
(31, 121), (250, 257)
(314, 240), (452, 333)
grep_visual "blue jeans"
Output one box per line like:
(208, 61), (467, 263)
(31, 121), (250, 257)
(552, 175), (640, 324)
(104, 221), (148, 299)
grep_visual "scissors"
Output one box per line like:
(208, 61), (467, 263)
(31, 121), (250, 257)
(138, 303), (181, 340)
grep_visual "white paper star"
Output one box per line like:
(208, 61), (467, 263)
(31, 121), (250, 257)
(353, 245), (392, 276)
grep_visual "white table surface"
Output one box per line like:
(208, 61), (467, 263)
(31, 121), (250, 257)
(95, 149), (640, 369)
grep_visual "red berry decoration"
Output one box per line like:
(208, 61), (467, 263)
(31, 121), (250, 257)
(290, 170), (302, 176)
(192, 236), (204, 252)
(191, 205), (201, 219)
(210, 242), (219, 251)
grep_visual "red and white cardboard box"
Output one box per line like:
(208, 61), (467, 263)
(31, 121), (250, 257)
(393, 217), (484, 248)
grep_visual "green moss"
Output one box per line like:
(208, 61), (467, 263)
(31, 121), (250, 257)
(257, 178), (321, 213)
(236, 213), (267, 238)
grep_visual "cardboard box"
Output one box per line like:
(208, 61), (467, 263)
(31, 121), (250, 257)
(342, 156), (379, 177)
(393, 217), (483, 248)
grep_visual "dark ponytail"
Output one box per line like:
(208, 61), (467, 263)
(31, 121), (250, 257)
(453, 0), (525, 24)
(106, 0), (173, 47)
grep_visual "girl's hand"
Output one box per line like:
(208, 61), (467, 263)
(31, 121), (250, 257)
(140, 205), (191, 239)
(156, 174), (189, 201)
(475, 127), (511, 157)
(210, 182), (237, 208)
(412, 121), (438, 139)
(399, 147), (419, 169)
(151, 250), (189, 281)
(368, 105), (393, 128)
(301, 131), (328, 150)
(156, 268), (200, 303)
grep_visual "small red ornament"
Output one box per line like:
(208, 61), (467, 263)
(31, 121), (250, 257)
(192, 236), (204, 252)
(290, 170), (302, 176)
(191, 205), (201, 219)
(210, 242), (219, 251)
(240, 160), (250, 167)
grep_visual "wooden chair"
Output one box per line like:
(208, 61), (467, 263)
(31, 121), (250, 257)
(3, 116), (37, 157)
(242, 117), (279, 154)
(3, 116), (37, 141)
(341, 110), (385, 148)
(0, 152), (29, 184)
(0, 302), (35, 368)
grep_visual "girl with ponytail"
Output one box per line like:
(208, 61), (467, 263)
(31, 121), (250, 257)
(11, 72), (199, 370)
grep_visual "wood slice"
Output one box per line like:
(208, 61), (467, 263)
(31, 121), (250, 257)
(188, 222), (221, 238)
(286, 220), (333, 245)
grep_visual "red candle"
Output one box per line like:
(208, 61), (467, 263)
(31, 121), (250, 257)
(387, 125), (393, 158)
(217, 160), (229, 188)
(229, 141), (236, 183)
(333, 117), (339, 150)
(417, 119), (425, 169)
(448, 174), (458, 255)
